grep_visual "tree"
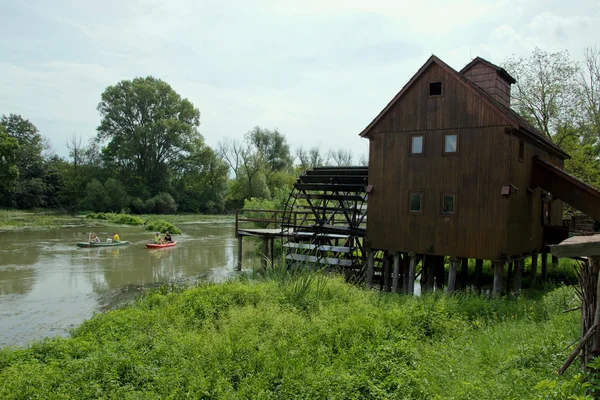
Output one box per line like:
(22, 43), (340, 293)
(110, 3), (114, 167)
(247, 126), (293, 173)
(0, 125), (19, 205)
(503, 48), (579, 140)
(96, 76), (201, 196)
(1, 114), (48, 208)
(578, 46), (600, 139)
(328, 148), (354, 166)
(296, 145), (326, 171)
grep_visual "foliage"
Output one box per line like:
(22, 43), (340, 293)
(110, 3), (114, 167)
(0, 278), (582, 399)
(96, 76), (201, 196)
(149, 192), (178, 214)
(85, 212), (144, 226)
(144, 219), (181, 234)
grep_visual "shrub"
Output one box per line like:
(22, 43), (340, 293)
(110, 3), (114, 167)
(144, 219), (181, 234)
(109, 214), (144, 226)
(151, 192), (178, 214)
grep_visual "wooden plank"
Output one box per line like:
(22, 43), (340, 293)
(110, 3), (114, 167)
(299, 175), (369, 184)
(295, 193), (365, 202)
(294, 183), (366, 192)
(408, 253), (417, 295)
(283, 243), (352, 253)
(447, 258), (458, 293)
(367, 250), (374, 285)
(392, 252), (400, 293)
(493, 261), (504, 297)
(285, 253), (354, 267)
(550, 235), (600, 258)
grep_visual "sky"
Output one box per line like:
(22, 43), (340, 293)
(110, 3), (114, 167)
(1, 0), (599, 162)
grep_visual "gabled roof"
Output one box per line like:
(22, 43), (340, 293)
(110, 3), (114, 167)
(358, 55), (570, 159)
(459, 56), (516, 84)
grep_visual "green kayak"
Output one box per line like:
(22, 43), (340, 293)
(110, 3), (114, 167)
(76, 241), (130, 248)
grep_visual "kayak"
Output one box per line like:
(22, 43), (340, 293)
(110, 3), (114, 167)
(146, 241), (177, 249)
(76, 241), (130, 248)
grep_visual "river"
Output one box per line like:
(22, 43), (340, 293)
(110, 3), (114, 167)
(0, 221), (260, 348)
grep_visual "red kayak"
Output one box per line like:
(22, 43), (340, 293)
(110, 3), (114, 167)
(145, 241), (177, 249)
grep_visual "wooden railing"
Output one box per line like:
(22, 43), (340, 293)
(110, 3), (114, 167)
(235, 208), (315, 235)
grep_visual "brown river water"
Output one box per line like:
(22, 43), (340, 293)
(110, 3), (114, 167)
(0, 221), (260, 348)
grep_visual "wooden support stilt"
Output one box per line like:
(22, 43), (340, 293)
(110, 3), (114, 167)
(591, 256), (600, 356)
(541, 251), (548, 282)
(475, 259), (483, 293)
(447, 257), (458, 293)
(493, 261), (504, 297)
(426, 256), (434, 292)
(513, 259), (523, 294)
(408, 253), (417, 295)
(383, 255), (391, 292)
(403, 254), (410, 294)
(530, 252), (538, 287)
(392, 252), (400, 293)
(421, 255), (429, 289)
(237, 236), (243, 271)
(270, 238), (274, 267)
(460, 258), (468, 290)
(506, 262), (513, 293)
(366, 250), (374, 286)
(261, 237), (269, 270)
(435, 256), (445, 290)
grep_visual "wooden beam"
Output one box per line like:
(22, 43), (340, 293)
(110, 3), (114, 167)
(366, 250), (374, 286)
(460, 258), (469, 290)
(261, 237), (269, 270)
(408, 253), (417, 295)
(541, 251), (548, 282)
(403, 254), (410, 294)
(392, 253), (400, 293)
(426, 255), (435, 292)
(435, 256), (445, 290)
(493, 261), (504, 297)
(506, 262), (513, 293)
(550, 234), (600, 258)
(475, 259), (483, 294)
(530, 252), (538, 287)
(513, 259), (523, 294)
(383, 255), (391, 292)
(447, 257), (458, 293)
(237, 236), (243, 271)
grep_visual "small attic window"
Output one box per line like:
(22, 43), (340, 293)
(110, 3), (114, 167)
(429, 81), (442, 96)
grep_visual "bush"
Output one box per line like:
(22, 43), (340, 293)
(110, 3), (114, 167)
(109, 214), (144, 226)
(144, 219), (181, 234)
(151, 192), (178, 214)
(85, 212), (109, 220)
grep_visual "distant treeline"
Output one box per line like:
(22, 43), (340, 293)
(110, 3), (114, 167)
(0, 78), (365, 215)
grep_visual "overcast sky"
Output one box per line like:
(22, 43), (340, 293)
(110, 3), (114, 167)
(1, 0), (599, 161)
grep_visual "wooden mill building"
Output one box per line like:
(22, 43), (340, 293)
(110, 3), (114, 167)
(359, 55), (600, 294)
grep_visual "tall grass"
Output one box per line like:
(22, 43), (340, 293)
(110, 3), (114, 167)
(0, 272), (584, 399)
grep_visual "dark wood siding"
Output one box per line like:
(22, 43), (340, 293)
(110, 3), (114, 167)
(366, 63), (518, 260)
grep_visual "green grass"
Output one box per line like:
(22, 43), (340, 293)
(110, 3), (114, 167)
(0, 270), (585, 399)
(0, 209), (98, 230)
(137, 214), (233, 225)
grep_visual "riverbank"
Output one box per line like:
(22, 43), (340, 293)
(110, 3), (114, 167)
(0, 271), (585, 399)
(0, 209), (233, 231)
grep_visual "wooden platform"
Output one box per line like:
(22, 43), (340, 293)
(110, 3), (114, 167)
(237, 228), (291, 238)
(550, 234), (600, 258)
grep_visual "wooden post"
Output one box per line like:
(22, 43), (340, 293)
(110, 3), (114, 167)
(366, 250), (374, 286)
(426, 256), (435, 291)
(408, 253), (417, 295)
(421, 255), (429, 289)
(237, 236), (243, 271)
(475, 259), (483, 293)
(403, 254), (410, 294)
(270, 238), (274, 267)
(261, 237), (269, 270)
(383, 255), (391, 292)
(513, 259), (523, 294)
(392, 252), (400, 293)
(493, 261), (504, 297)
(447, 257), (458, 293)
(435, 256), (445, 290)
(541, 251), (548, 281)
(460, 258), (469, 290)
(506, 262), (513, 293)
(530, 252), (538, 288)
(592, 257), (600, 356)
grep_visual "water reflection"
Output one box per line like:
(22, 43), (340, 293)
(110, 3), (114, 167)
(0, 221), (251, 347)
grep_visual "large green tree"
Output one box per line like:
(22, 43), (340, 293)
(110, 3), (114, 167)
(96, 76), (201, 197)
(0, 114), (48, 208)
(0, 124), (19, 204)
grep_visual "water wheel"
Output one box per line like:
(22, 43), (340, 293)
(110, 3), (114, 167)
(280, 166), (369, 278)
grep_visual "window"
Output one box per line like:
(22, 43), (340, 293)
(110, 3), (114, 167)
(519, 139), (525, 162)
(429, 81), (442, 96)
(410, 192), (422, 213)
(444, 133), (458, 154)
(410, 135), (423, 155)
(442, 194), (455, 215)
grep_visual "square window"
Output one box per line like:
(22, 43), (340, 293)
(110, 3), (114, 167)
(429, 81), (442, 96)
(410, 192), (422, 213)
(444, 134), (458, 153)
(411, 135), (423, 155)
(442, 194), (455, 215)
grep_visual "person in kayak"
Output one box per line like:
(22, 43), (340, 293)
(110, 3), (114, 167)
(153, 232), (162, 244)
(163, 231), (173, 243)
(91, 233), (101, 243)
(112, 232), (120, 243)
